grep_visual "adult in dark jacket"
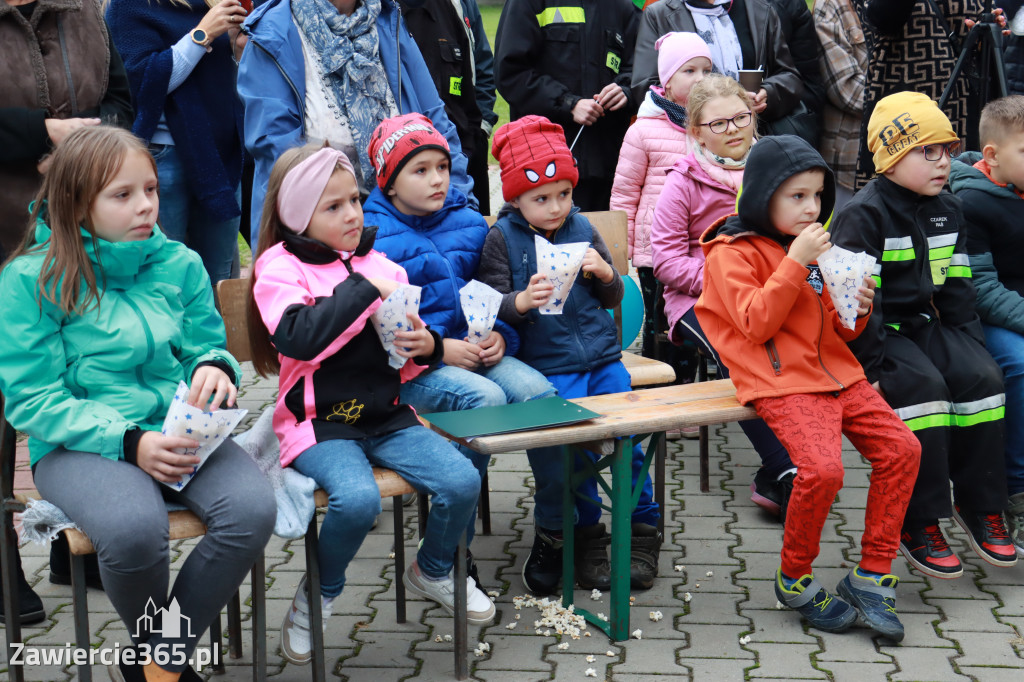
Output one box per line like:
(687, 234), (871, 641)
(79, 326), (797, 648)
(400, 0), (492, 213)
(766, 0), (825, 146)
(0, 0), (133, 261)
(494, 0), (640, 211)
(460, 0), (499, 137)
(106, 0), (248, 286)
(632, 0), (806, 141)
(1001, 0), (1024, 96)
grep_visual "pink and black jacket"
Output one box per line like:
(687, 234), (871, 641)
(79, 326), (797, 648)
(252, 228), (443, 467)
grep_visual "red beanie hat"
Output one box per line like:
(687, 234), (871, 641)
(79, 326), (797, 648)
(492, 115), (578, 202)
(367, 113), (451, 193)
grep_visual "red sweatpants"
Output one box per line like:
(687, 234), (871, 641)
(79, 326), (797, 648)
(754, 380), (921, 577)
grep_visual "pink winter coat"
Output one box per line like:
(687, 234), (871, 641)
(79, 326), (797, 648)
(651, 151), (742, 342)
(610, 96), (693, 269)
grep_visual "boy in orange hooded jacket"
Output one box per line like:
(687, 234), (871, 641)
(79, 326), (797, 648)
(696, 135), (920, 642)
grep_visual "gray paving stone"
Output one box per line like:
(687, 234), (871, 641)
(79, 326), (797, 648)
(943, 630), (1024, 668)
(887, 646), (972, 681)
(817, 660), (896, 682)
(746, 642), (829, 679)
(744, 608), (823, 645)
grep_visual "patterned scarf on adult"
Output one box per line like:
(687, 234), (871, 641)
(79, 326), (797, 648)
(686, 1), (743, 80)
(292, 0), (392, 189)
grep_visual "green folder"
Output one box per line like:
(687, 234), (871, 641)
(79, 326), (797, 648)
(424, 396), (601, 440)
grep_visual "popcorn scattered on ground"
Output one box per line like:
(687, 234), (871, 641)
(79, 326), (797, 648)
(597, 612), (608, 622)
(605, 650), (615, 657)
(388, 552), (395, 559)
(443, 634), (452, 642)
(705, 570), (714, 577)
(434, 635), (443, 643)
(649, 610), (663, 622)
(739, 635), (751, 645)
(585, 668), (598, 678)
(695, 583), (701, 588)
(511, 595), (588, 639)
(683, 592), (692, 602)
(487, 590), (501, 598)
(556, 642), (569, 650)
(473, 642), (491, 657)
(632, 629), (643, 640)
(590, 588), (602, 600)
(586, 655), (596, 663)
(506, 621), (518, 630)
(674, 565), (684, 572)
(629, 596), (636, 603)
(775, 601), (784, 610)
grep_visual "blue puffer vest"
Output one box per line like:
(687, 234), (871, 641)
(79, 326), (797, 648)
(494, 208), (621, 374)
(365, 184), (520, 356)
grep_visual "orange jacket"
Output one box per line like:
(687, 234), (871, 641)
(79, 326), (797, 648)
(695, 217), (869, 405)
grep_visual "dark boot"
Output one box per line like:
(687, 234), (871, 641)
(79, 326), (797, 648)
(0, 542), (46, 625)
(574, 523), (611, 590)
(522, 527), (563, 596)
(630, 523), (662, 590)
(49, 533), (104, 590)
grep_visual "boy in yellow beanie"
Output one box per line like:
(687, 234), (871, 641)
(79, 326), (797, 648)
(830, 91), (1017, 580)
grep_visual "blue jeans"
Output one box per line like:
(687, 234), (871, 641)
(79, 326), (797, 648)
(290, 426), (480, 597)
(400, 357), (556, 540)
(982, 323), (1024, 495)
(528, 361), (660, 530)
(151, 143), (240, 285)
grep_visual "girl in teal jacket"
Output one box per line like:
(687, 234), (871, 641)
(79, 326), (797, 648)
(0, 127), (274, 682)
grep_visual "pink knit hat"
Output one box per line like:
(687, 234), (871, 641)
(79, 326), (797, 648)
(277, 147), (356, 234)
(656, 32), (712, 87)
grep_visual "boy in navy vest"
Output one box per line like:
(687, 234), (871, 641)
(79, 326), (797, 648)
(479, 115), (662, 595)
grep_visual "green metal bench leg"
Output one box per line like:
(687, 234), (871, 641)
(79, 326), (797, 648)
(608, 438), (631, 641)
(654, 433), (666, 536)
(560, 445), (575, 613)
(70, 553), (92, 682)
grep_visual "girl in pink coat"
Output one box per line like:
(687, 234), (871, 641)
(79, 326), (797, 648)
(650, 74), (797, 521)
(610, 32), (711, 366)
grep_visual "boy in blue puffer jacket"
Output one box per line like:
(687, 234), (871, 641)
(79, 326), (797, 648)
(364, 114), (557, 585)
(479, 115), (662, 595)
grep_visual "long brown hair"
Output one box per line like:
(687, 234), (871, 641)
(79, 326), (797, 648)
(247, 143), (346, 377)
(3, 126), (155, 315)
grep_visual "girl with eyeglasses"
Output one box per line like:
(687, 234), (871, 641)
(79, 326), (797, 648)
(651, 73), (798, 521)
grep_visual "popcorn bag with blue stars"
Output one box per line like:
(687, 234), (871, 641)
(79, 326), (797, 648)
(370, 284), (423, 369)
(535, 234), (589, 316)
(159, 382), (248, 490)
(817, 245), (877, 330)
(459, 280), (502, 342)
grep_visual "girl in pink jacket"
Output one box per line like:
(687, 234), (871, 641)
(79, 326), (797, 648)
(610, 32), (711, 363)
(248, 145), (494, 666)
(650, 74), (797, 520)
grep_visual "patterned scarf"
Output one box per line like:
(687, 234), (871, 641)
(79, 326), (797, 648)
(651, 87), (689, 129)
(292, 0), (393, 189)
(686, 1), (743, 79)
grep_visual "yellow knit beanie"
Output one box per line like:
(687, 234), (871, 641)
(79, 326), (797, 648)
(867, 92), (958, 174)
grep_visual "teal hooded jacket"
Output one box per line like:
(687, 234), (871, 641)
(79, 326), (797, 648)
(0, 220), (239, 466)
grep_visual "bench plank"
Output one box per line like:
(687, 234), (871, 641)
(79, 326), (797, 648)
(425, 379), (756, 455)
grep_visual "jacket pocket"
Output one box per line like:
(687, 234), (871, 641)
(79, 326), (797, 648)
(604, 29), (625, 75)
(437, 39), (466, 97)
(765, 340), (782, 376)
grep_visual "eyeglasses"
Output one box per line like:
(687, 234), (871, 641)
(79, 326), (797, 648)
(697, 111), (753, 135)
(919, 141), (962, 161)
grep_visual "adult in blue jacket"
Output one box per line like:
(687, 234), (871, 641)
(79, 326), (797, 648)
(237, 0), (476, 246)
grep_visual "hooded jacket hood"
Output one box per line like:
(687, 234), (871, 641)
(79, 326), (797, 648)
(713, 135), (835, 242)
(949, 150), (1022, 200)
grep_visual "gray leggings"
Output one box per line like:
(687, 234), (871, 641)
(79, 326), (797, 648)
(34, 440), (275, 671)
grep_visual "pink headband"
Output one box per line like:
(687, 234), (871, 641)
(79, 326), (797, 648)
(277, 147), (356, 234)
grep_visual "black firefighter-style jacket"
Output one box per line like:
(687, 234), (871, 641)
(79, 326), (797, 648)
(494, 0), (639, 182)
(828, 175), (984, 384)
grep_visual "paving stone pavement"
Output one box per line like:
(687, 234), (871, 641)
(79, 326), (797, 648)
(5, 359), (1024, 681)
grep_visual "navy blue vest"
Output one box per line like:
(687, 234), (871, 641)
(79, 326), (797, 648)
(495, 209), (621, 374)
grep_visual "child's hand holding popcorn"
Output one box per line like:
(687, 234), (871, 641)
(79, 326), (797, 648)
(188, 366), (237, 410)
(856, 275), (876, 318)
(581, 247), (614, 283)
(393, 313), (436, 359)
(516, 272), (555, 313)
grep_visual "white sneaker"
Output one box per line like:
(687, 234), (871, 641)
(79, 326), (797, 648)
(280, 575), (335, 665)
(403, 559), (495, 625)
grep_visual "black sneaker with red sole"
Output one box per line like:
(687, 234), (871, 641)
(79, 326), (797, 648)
(952, 507), (1018, 568)
(899, 522), (963, 579)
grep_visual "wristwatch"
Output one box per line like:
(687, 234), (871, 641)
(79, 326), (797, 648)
(190, 28), (212, 52)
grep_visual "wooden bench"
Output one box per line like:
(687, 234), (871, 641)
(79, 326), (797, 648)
(216, 278), (472, 681)
(425, 379), (755, 644)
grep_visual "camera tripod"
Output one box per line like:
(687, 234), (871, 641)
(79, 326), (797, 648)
(938, 0), (1008, 149)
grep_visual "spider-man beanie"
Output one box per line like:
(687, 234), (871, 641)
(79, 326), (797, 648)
(492, 115), (578, 202)
(368, 113), (451, 192)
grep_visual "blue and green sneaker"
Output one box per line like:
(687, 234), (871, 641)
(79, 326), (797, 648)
(774, 568), (856, 633)
(836, 567), (904, 642)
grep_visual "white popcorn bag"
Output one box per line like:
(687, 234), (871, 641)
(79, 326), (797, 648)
(817, 245), (877, 330)
(160, 381), (248, 490)
(370, 284), (423, 369)
(459, 279), (502, 343)
(534, 235), (589, 315)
